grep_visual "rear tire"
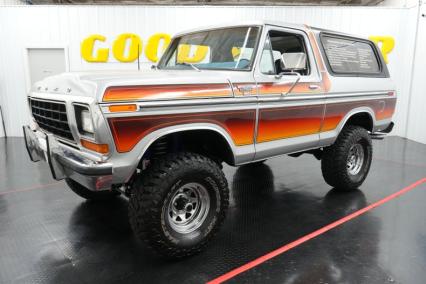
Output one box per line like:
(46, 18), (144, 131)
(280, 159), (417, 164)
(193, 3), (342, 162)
(321, 125), (372, 191)
(128, 152), (229, 259)
(65, 178), (120, 201)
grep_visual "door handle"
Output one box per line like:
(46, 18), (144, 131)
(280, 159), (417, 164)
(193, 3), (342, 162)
(309, 84), (320, 90)
(235, 85), (255, 95)
(237, 86), (253, 93)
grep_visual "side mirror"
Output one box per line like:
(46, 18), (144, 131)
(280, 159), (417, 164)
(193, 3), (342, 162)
(274, 52), (305, 95)
(275, 52), (307, 79)
(281, 52), (307, 70)
(151, 65), (158, 70)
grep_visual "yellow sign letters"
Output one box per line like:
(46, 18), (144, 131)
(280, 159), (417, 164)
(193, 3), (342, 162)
(81, 34), (109, 62)
(369, 36), (395, 64)
(145, 33), (171, 62)
(81, 33), (169, 63)
(112, 33), (143, 62)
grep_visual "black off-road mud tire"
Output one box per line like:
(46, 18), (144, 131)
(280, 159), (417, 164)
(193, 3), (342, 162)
(65, 178), (120, 200)
(321, 125), (373, 191)
(128, 152), (229, 259)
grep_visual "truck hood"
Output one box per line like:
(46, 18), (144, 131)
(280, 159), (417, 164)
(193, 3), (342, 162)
(31, 69), (236, 102)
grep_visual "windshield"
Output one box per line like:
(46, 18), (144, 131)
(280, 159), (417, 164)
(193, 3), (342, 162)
(158, 26), (261, 71)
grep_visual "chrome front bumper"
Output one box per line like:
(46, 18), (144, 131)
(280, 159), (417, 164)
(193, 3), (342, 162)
(23, 125), (113, 191)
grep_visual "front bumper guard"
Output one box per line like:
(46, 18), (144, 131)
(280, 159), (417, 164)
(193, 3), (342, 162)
(23, 125), (113, 191)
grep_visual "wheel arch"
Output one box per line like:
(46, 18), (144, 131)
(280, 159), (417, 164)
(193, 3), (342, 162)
(320, 107), (376, 147)
(338, 107), (376, 133)
(136, 123), (238, 165)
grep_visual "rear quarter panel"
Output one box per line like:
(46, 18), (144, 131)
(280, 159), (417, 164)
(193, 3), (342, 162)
(314, 30), (397, 139)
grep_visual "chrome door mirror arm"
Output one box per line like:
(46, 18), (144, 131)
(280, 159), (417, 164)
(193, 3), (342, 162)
(274, 71), (301, 97)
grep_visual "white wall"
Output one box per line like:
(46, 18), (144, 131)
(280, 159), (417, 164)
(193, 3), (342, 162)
(0, 0), (24, 5)
(379, 0), (418, 7)
(405, 3), (426, 143)
(0, 5), (423, 143)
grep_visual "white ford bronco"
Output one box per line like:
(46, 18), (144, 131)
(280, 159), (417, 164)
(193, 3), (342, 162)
(24, 21), (396, 258)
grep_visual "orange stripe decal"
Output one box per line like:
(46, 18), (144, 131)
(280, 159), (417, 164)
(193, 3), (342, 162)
(322, 98), (397, 131)
(103, 83), (233, 102)
(108, 110), (256, 153)
(257, 105), (323, 142)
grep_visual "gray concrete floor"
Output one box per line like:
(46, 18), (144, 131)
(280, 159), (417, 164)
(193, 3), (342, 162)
(0, 136), (425, 283)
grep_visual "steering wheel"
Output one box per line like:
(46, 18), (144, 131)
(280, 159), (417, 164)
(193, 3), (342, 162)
(237, 59), (250, 68)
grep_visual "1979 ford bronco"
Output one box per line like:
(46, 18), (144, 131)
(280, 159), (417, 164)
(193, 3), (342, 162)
(23, 21), (396, 258)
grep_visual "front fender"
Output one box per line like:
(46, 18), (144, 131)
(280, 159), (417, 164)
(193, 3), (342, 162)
(108, 123), (254, 184)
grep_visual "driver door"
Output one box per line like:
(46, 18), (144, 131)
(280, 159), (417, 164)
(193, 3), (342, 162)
(254, 26), (325, 160)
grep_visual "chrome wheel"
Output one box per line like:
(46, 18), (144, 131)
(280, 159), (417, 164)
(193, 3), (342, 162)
(165, 182), (210, 234)
(346, 143), (364, 175)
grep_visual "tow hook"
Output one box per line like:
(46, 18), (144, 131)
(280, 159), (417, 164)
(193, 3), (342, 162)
(113, 184), (132, 197)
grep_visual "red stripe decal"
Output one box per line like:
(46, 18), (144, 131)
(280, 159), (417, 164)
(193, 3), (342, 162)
(207, 177), (426, 284)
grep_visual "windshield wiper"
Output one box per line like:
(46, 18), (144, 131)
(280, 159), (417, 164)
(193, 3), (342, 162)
(177, 62), (201, 72)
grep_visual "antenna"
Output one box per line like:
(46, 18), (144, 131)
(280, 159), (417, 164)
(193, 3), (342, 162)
(0, 105), (6, 139)
(137, 44), (140, 71)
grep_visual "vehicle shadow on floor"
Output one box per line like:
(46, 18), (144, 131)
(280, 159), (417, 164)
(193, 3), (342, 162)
(41, 163), (385, 283)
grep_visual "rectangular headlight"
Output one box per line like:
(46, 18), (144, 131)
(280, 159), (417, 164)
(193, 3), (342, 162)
(81, 110), (94, 133)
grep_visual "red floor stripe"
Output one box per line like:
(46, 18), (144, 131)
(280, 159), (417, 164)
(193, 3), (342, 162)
(0, 181), (61, 196)
(208, 177), (426, 284)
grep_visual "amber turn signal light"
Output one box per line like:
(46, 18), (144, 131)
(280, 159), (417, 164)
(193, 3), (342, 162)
(108, 104), (137, 112)
(81, 139), (109, 154)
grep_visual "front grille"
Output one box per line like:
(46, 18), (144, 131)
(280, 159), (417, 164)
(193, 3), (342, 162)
(30, 98), (74, 141)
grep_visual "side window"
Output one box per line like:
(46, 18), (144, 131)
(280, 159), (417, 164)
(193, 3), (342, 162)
(321, 35), (381, 75)
(259, 35), (275, 75)
(259, 30), (310, 76)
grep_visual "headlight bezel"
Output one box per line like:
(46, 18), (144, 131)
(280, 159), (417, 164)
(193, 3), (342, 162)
(74, 103), (95, 138)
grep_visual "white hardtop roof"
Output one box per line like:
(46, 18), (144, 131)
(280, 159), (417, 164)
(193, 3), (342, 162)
(174, 20), (311, 37)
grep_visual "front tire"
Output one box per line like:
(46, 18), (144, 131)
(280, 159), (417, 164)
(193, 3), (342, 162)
(65, 178), (120, 201)
(128, 152), (229, 258)
(321, 125), (372, 191)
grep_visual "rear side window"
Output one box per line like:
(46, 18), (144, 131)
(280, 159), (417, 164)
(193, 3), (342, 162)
(321, 35), (381, 75)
